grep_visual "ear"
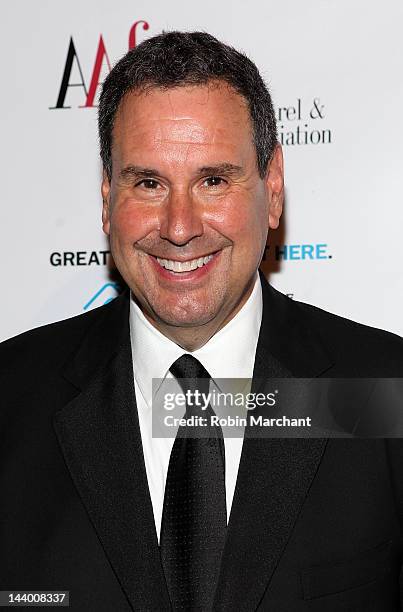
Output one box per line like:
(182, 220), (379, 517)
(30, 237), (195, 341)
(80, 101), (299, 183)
(101, 169), (111, 235)
(265, 144), (284, 230)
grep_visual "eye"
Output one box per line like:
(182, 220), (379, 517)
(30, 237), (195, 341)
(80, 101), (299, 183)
(136, 178), (160, 189)
(202, 176), (226, 188)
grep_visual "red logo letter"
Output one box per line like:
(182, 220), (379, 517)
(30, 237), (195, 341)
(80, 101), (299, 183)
(80, 35), (111, 108)
(129, 21), (149, 49)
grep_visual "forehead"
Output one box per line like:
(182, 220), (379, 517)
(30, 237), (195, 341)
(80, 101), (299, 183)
(111, 83), (255, 167)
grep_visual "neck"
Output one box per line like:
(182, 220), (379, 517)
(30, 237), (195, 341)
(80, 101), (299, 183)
(143, 277), (256, 351)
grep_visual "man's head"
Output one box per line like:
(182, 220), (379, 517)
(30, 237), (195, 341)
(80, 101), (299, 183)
(99, 31), (284, 349)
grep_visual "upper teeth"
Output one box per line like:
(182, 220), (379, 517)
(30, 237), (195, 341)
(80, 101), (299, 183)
(156, 254), (214, 272)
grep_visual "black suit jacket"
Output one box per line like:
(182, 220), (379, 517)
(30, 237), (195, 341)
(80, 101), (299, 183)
(1, 273), (403, 611)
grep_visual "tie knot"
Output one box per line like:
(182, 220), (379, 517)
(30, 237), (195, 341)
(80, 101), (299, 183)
(170, 354), (211, 380)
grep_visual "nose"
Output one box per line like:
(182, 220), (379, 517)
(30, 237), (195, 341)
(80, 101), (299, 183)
(159, 189), (203, 245)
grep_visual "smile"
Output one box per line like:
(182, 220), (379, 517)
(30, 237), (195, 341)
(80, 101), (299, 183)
(156, 254), (214, 273)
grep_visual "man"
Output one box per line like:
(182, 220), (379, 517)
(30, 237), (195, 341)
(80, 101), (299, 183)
(1, 31), (403, 611)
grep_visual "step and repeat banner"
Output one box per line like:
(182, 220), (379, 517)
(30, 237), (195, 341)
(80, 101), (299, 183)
(1, 0), (402, 341)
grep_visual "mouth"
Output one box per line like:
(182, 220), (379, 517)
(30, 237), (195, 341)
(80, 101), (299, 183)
(148, 250), (222, 281)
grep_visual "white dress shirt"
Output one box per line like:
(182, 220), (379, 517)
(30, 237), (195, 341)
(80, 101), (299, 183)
(129, 273), (263, 541)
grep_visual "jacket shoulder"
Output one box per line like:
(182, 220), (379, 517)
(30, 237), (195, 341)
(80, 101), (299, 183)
(290, 294), (403, 373)
(0, 297), (123, 372)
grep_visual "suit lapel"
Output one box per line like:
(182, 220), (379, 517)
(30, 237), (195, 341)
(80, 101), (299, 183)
(213, 274), (334, 611)
(54, 293), (171, 611)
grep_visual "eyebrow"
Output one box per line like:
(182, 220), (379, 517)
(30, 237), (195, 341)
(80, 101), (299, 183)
(119, 166), (160, 182)
(197, 163), (243, 177)
(118, 163), (244, 182)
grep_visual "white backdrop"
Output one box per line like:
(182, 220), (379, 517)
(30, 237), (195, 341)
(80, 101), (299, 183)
(1, 0), (402, 342)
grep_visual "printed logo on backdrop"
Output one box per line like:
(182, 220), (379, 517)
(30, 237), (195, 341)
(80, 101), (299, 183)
(49, 20), (150, 110)
(262, 243), (332, 261)
(49, 250), (123, 311)
(83, 282), (122, 311)
(276, 98), (332, 146)
(50, 250), (111, 266)
(49, 23), (332, 148)
(261, 243), (333, 301)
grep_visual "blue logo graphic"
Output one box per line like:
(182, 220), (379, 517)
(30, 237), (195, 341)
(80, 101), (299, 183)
(83, 282), (122, 311)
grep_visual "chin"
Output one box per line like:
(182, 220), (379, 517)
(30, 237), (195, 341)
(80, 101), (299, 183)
(152, 302), (221, 329)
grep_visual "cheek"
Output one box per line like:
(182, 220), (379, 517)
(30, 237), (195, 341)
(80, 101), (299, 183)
(110, 199), (158, 242)
(208, 195), (268, 246)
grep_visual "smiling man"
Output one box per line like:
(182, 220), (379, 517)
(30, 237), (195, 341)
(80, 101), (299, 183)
(100, 52), (282, 351)
(1, 31), (403, 612)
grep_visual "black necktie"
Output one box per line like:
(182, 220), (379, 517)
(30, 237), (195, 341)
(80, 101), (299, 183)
(160, 354), (226, 611)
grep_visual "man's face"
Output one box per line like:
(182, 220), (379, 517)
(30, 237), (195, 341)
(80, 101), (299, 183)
(102, 83), (283, 334)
